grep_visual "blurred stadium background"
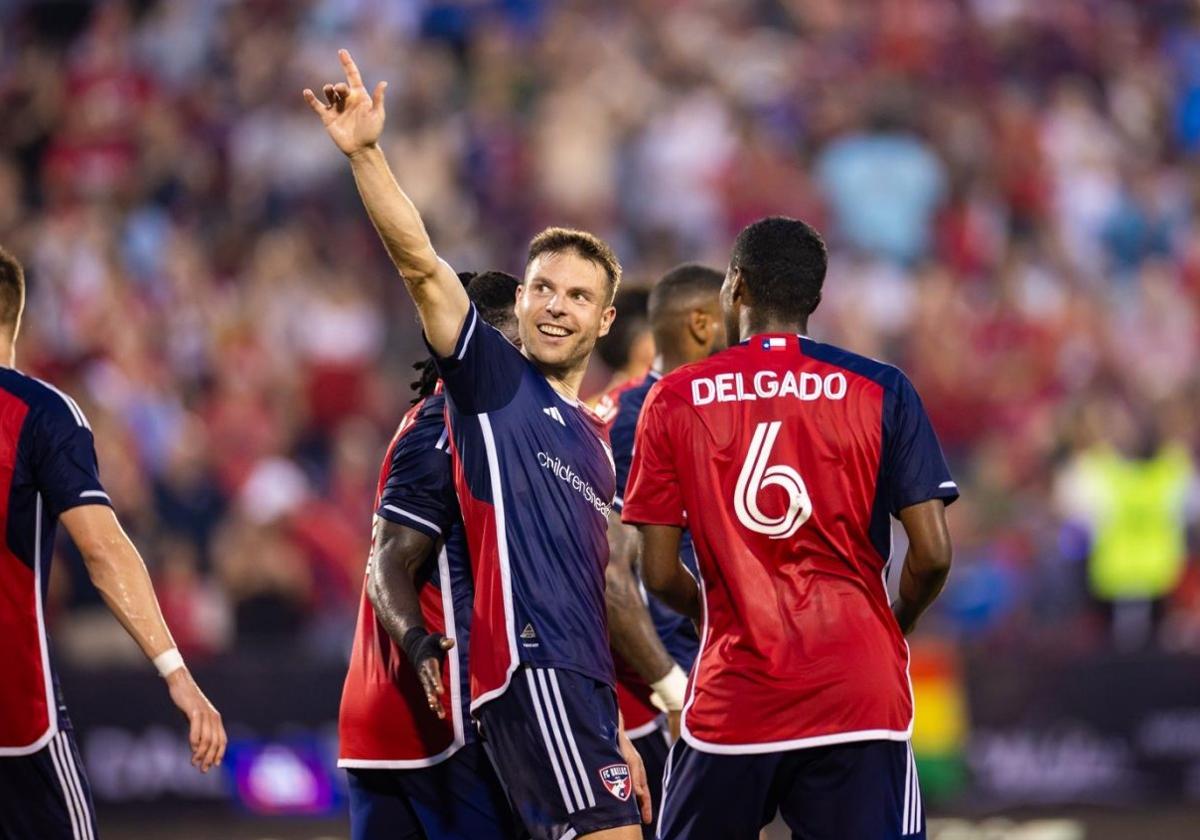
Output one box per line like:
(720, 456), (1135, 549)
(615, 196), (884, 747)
(3, 0), (1200, 837)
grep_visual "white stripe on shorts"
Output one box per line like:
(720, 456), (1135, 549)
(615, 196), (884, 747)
(49, 734), (91, 840)
(526, 669), (580, 812)
(535, 669), (590, 811)
(547, 669), (597, 809)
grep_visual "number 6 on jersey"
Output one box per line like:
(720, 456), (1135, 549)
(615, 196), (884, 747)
(734, 421), (812, 539)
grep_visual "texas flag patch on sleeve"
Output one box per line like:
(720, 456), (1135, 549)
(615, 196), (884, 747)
(599, 763), (632, 801)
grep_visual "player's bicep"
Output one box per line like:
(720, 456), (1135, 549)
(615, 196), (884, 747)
(637, 524), (684, 594)
(60, 504), (127, 563)
(371, 516), (438, 582)
(897, 499), (952, 575)
(414, 258), (472, 359)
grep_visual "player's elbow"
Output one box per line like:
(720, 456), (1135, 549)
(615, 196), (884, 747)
(911, 534), (953, 578)
(640, 559), (675, 603)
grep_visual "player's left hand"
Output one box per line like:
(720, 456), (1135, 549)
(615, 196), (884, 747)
(165, 668), (227, 773)
(618, 728), (653, 824)
(417, 636), (455, 719)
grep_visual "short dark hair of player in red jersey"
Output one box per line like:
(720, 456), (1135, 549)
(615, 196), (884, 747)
(0, 246), (26, 337)
(727, 216), (828, 324)
(527, 226), (622, 306)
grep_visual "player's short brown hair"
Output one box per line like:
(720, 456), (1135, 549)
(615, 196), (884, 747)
(0, 247), (26, 335)
(526, 227), (622, 305)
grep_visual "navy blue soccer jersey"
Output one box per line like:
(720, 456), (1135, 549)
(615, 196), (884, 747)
(0, 370), (111, 754)
(339, 390), (476, 766)
(600, 371), (699, 671)
(433, 305), (617, 710)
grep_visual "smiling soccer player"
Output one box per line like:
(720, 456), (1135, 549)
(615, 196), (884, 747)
(306, 51), (651, 840)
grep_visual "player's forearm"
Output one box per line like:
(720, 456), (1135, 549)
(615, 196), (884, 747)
(367, 540), (429, 649)
(80, 536), (177, 660)
(893, 550), (951, 635)
(347, 145), (443, 285)
(606, 563), (676, 684)
(894, 500), (953, 634)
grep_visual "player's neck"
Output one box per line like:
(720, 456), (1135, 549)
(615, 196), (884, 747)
(0, 339), (13, 368)
(540, 364), (584, 403)
(742, 313), (808, 340)
(654, 351), (690, 376)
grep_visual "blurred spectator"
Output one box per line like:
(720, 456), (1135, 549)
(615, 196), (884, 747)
(0, 0), (1195, 662)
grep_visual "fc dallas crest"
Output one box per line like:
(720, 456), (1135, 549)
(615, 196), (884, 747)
(599, 763), (632, 801)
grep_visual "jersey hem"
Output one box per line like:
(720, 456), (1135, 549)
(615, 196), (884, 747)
(337, 738), (464, 770)
(626, 717), (664, 740)
(55, 497), (115, 516)
(471, 661), (615, 714)
(0, 721), (58, 756)
(680, 720), (913, 755)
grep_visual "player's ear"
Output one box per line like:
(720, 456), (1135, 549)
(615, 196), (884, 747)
(597, 304), (616, 339)
(687, 308), (709, 346)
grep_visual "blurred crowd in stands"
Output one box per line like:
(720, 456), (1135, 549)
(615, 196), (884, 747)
(1, 0), (1197, 663)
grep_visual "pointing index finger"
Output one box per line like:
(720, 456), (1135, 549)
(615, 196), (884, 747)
(339, 49), (365, 91)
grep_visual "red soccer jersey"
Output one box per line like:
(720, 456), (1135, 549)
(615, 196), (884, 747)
(337, 391), (472, 767)
(0, 372), (112, 755)
(622, 335), (957, 753)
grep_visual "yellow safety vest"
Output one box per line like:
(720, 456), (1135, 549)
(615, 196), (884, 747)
(1081, 445), (1192, 601)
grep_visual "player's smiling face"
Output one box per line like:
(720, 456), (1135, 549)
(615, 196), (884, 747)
(516, 250), (616, 375)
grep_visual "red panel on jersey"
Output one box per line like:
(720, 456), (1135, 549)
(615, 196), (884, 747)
(623, 337), (914, 752)
(0, 395), (43, 749)
(337, 406), (463, 765)
(451, 441), (515, 709)
(338, 581), (458, 763)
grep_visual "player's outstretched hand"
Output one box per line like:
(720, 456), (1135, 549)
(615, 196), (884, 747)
(303, 49), (387, 157)
(165, 668), (227, 773)
(418, 636), (455, 719)
(619, 728), (653, 824)
(401, 627), (455, 719)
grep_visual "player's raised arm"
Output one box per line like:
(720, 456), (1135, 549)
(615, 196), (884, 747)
(892, 500), (953, 634)
(303, 49), (468, 357)
(59, 505), (227, 772)
(366, 517), (454, 718)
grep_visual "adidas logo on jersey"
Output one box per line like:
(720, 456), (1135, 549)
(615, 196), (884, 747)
(520, 623), (539, 648)
(543, 406), (565, 425)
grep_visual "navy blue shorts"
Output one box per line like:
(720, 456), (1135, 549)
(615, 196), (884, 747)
(658, 738), (925, 840)
(346, 742), (522, 840)
(0, 730), (98, 840)
(477, 666), (641, 840)
(629, 723), (670, 840)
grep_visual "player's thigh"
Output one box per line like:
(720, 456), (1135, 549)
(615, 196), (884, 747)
(629, 724), (670, 840)
(657, 740), (780, 840)
(395, 742), (522, 840)
(346, 768), (424, 840)
(478, 666), (640, 840)
(0, 730), (98, 840)
(777, 739), (924, 840)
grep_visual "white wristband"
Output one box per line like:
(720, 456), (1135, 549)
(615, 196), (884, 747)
(153, 648), (185, 678)
(650, 664), (688, 713)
